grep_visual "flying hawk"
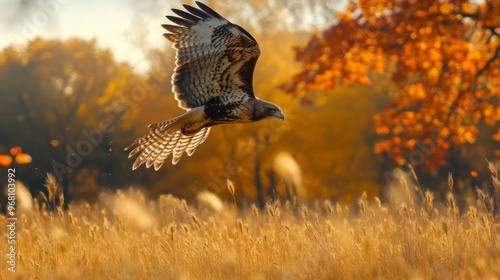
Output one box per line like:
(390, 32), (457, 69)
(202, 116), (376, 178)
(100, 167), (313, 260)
(125, 1), (284, 170)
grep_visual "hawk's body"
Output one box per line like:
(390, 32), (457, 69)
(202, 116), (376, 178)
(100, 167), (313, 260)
(126, 1), (284, 170)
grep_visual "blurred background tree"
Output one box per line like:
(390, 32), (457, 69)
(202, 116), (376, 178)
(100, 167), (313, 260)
(0, 38), (145, 202)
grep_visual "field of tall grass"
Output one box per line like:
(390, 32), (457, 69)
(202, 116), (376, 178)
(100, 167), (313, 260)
(2, 169), (500, 280)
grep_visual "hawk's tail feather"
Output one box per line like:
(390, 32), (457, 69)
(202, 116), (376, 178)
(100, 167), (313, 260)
(126, 106), (208, 169)
(154, 131), (181, 169)
(125, 117), (180, 156)
(126, 125), (211, 170)
(145, 130), (179, 168)
(186, 127), (210, 156)
(172, 133), (191, 163)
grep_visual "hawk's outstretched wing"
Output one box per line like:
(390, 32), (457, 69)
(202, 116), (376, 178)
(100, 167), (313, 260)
(162, 1), (261, 110)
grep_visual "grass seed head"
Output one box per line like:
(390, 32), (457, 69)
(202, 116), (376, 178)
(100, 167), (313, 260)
(476, 187), (487, 201)
(425, 190), (435, 210)
(237, 219), (244, 234)
(492, 176), (500, 193)
(182, 199), (189, 213)
(358, 192), (367, 214)
(59, 193), (65, 209)
(181, 224), (189, 234)
(251, 204), (259, 218)
(44, 173), (58, 201)
(266, 204), (275, 217)
(301, 205), (309, 219)
(227, 179), (235, 196)
(191, 214), (201, 228)
(400, 176), (409, 197)
(324, 200), (334, 214)
(487, 160), (497, 178)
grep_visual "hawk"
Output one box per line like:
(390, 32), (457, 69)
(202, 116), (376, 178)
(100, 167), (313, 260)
(125, 1), (284, 170)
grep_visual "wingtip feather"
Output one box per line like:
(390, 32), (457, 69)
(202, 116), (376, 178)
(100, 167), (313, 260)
(163, 33), (176, 42)
(162, 24), (184, 32)
(166, 15), (193, 27)
(172, 8), (202, 22)
(127, 146), (142, 159)
(132, 158), (142, 170)
(183, 4), (211, 20)
(154, 161), (165, 171)
(195, 1), (225, 20)
(172, 156), (181, 165)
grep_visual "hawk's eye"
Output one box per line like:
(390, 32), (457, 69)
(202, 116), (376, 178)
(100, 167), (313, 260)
(270, 108), (277, 113)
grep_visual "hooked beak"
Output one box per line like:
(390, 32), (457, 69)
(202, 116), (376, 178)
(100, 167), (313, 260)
(274, 110), (285, 121)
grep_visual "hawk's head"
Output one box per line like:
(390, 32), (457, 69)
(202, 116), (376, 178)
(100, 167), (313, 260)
(251, 99), (285, 121)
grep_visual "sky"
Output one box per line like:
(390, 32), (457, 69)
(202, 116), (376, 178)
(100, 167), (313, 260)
(1, 0), (170, 72)
(0, 0), (340, 72)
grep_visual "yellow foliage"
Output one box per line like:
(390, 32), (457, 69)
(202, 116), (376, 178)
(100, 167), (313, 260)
(15, 153), (32, 164)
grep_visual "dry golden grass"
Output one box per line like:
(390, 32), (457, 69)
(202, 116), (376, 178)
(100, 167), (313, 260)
(2, 173), (500, 280)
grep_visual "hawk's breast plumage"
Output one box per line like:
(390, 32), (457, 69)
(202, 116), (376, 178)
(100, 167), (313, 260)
(125, 1), (284, 170)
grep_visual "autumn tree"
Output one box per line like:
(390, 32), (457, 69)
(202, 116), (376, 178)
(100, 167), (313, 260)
(284, 0), (500, 178)
(0, 38), (152, 201)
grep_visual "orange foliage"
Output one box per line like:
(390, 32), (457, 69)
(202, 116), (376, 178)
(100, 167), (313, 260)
(0, 147), (32, 166)
(285, 0), (500, 170)
(10, 146), (22, 156)
(0, 155), (12, 167)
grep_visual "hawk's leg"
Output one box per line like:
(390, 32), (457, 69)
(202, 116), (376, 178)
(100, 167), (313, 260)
(175, 106), (210, 136)
(182, 122), (205, 136)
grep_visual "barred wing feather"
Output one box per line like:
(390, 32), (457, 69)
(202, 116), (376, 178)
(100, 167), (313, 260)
(162, 1), (261, 110)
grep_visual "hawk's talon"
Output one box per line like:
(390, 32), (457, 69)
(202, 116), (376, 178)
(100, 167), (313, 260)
(182, 123), (194, 136)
